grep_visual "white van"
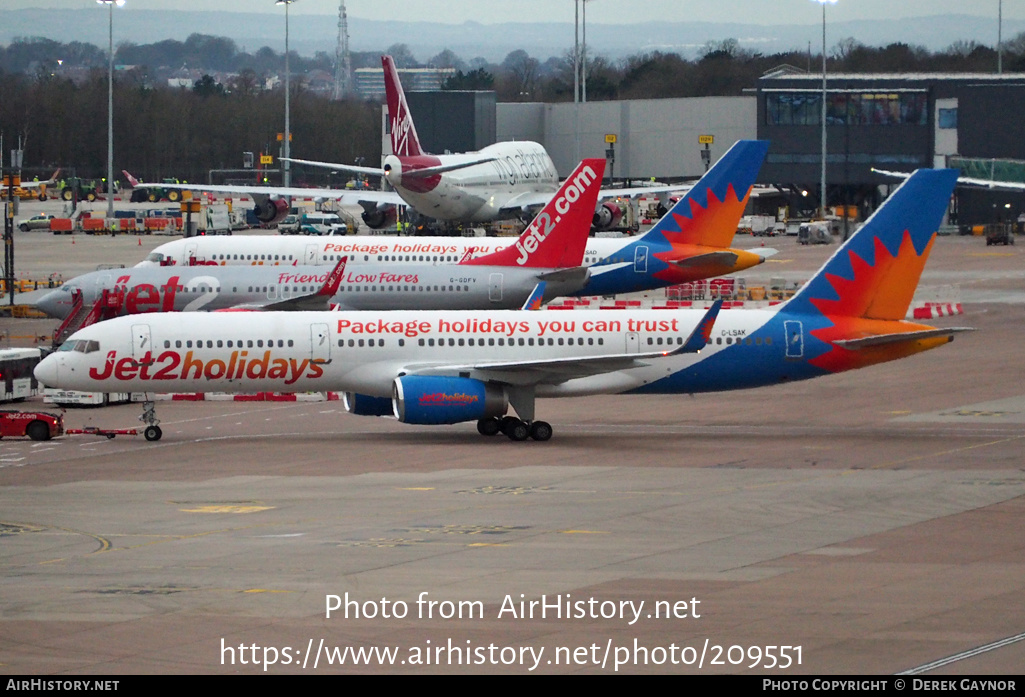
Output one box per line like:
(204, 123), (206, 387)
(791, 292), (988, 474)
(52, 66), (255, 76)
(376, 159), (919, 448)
(300, 213), (348, 236)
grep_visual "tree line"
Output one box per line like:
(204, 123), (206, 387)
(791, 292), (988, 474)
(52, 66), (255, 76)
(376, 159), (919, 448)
(2, 32), (1024, 182)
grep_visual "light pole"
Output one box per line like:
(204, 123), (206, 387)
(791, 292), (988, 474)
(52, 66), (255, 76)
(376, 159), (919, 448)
(276, 0), (297, 192)
(582, 0), (590, 102)
(815, 0), (837, 219)
(998, 0), (1003, 74)
(97, 0), (124, 221)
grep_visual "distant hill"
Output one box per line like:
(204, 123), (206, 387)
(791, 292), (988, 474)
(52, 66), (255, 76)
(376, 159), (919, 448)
(3, 9), (1022, 63)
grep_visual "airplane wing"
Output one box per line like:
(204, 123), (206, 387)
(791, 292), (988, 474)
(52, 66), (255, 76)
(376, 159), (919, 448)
(405, 300), (721, 384)
(283, 156), (498, 179)
(832, 327), (974, 349)
(17, 170), (60, 188)
(126, 175), (403, 207)
(873, 167), (1025, 191)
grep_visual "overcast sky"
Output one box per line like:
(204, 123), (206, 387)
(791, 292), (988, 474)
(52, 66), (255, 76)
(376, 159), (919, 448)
(5, 0), (1024, 25)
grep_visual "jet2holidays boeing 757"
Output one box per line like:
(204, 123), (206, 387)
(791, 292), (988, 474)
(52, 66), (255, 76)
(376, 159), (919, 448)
(37, 169), (971, 443)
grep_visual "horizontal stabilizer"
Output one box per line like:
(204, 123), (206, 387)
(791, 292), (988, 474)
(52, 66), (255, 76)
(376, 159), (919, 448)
(396, 157), (498, 178)
(832, 327), (974, 349)
(535, 266), (589, 285)
(673, 251), (738, 269)
(281, 157), (384, 176)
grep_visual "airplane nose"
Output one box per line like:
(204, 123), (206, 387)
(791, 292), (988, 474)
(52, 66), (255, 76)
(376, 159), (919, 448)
(34, 289), (68, 319)
(34, 354), (59, 387)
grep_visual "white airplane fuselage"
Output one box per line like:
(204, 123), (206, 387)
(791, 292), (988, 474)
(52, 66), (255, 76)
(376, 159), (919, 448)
(35, 263), (586, 319)
(36, 308), (777, 398)
(383, 142), (559, 222)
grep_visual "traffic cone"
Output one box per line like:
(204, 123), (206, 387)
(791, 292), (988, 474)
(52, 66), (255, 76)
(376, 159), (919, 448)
(138, 237), (141, 246)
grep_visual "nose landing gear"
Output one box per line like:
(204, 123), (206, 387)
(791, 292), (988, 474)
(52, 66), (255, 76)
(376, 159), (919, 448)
(140, 398), (162, 441)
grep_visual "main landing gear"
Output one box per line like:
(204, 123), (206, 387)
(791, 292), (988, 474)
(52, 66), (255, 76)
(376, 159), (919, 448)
(476, 416), (553, 442)
(139, 397), (162, 442)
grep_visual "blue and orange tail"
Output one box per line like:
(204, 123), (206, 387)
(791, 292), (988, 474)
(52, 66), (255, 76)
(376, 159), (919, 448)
(463, 158), (605, 269)
(644, 140), (768, 249)
(383, 55), (424, 157)
(785, 169), (958, 321)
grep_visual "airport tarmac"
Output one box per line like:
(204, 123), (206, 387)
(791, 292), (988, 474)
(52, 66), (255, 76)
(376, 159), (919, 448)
(0, 221), (1023, 674)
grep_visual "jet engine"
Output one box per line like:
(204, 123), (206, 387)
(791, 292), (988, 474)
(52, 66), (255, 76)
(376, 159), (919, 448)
(392, 376), (508, 425)
(592, 201), (624, 231)
(252, 195), (289, 224)
(342, 392), (395, 417)
(361, 203), (397, 229)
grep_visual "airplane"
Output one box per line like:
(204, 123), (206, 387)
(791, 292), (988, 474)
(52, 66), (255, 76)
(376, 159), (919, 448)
(36, 169), (971, 443)
(125, 54), (695, 231)
(136, 140), (775, 297)
(35, 160), (605, 322)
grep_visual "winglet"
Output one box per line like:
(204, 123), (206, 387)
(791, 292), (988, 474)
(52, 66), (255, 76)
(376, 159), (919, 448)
(318, 255), (348, 298)
(463, 158), (606, 269)
(678, 298), (723, 353)
(521, 282), (546, 311)
(383, 55), (424, 157)
(122, 170), (141, 188)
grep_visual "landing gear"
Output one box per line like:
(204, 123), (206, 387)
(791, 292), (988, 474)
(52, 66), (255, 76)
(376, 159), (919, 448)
(476, 416), (553, 442)
(139, 398), (162, 442)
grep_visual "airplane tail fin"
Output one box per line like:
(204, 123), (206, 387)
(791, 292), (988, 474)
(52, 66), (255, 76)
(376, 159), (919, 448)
(785, 169), (958, 321)
(122, 170), (141, 188)
(383, 55), (424, 157)
(646, 140), (768, 249)
(462, 158), (606, 269)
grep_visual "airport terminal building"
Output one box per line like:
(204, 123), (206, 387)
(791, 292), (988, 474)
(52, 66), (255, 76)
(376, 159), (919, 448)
(397, 70), (1025, 226)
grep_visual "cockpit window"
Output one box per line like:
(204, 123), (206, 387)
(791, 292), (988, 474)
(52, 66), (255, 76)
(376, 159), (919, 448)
(144, 252), (165, 262)
(58, 339), (101, 353)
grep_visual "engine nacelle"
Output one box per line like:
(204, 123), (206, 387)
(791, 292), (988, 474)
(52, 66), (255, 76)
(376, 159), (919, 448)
(342, 392), (394, 417)
(592, 201), (624, 230)
(392, 376), (508, 425)
(252, 196), (289, 224)
(361, 204), (397, 229)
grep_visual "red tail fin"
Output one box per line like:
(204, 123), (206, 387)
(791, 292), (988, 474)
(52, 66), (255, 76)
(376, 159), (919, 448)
(463, 159), (606, 269)
(122, 170), (141, 188)
(383, 55), (424, 157)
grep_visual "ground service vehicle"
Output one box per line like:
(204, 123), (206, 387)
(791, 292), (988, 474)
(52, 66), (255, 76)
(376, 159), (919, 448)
(0, 348), (42, 402)
(0, 409), (64, 440)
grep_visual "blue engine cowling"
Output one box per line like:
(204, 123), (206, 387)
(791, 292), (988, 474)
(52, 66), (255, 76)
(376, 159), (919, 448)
(392, 376), (508, 425)
(342, 392), (395, 417)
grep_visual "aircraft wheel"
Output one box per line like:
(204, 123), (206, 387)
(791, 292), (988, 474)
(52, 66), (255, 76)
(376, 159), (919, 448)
(506, 420), (529, 442)
(26, 421), (51, 441)
(499, 415), (520, 436)
(529, 421), (553, 442)
(144, 426), (162, 442)
(477, 418), (501, 436)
